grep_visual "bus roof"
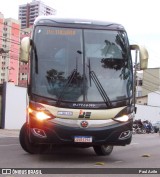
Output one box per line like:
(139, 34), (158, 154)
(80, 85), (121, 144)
(34, 16), (125, 31)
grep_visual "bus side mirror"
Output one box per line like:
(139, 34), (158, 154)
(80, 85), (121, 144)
(130, 45), (149, 70)
(19, 37), (31, 63)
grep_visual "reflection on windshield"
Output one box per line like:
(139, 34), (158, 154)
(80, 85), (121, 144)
(31, 27), (133, 104)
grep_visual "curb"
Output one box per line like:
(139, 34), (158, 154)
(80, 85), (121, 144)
(0, 129), (20, 137)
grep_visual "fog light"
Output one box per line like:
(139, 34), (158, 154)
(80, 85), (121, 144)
(119, 130), (131, 140)
(33, 128), (47, 138)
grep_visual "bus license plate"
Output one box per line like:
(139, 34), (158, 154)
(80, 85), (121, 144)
(74, 136), (92, 143)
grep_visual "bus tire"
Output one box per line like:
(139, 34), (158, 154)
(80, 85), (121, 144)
(93, 145), (113, 156)
(19, 123), (46, 154)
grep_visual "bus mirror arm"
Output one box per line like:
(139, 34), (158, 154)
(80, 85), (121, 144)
(27, 84), (31, 95)
(134, 106), (137, 114)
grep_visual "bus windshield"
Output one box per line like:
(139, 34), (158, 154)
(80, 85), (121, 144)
(31, 26), (133, 104)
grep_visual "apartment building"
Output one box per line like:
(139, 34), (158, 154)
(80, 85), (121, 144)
(136, 68), (160, 105)
(0, 13), (4, 83)
(0, 13), (20, 85)
(18, 0), (56, 87)
(19, 0), (56, 29)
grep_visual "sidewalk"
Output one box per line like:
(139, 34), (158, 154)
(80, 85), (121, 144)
(0, 129), (20, 137)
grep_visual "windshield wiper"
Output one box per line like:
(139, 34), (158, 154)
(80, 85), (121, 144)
(88, 58), (112, 108)
(90, 71), (112, 108)
(56, 69), (77, 106)
(56, 51), (82, 106)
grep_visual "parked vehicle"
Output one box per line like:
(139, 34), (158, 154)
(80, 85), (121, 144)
(152, 121), (160, 133)
(142, 120), (154, 133)
(132, 119), (146, 134)
(133, 119), (154, 134)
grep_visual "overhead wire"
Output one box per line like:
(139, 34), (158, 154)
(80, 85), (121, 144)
(0, 36), (20, 44)
(0, 21), (30, 34)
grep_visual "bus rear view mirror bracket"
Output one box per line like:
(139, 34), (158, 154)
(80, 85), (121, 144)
(130, 44), (148, 70)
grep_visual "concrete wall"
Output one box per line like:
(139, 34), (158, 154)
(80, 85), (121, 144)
(135, 104), (160, 123)
(135, 91), (160, 123)
(148, 91), (160, 107)
(4, 82), (26, 129)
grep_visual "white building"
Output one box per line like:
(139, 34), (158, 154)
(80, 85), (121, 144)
(135, 91), (160, 123)
(18, 0), (56, 29)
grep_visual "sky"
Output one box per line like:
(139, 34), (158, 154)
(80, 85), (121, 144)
(0, 0), (160, 68)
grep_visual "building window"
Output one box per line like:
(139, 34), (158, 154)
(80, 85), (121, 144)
(3, 33), (7, 37)
(136, 79), (143, 86)
(136, 91), (142, 97)
(139, 80), (143, 86)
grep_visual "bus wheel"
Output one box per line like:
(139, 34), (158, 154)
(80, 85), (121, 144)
(19, 123), (47, 154)
(93, 145), (113, 156)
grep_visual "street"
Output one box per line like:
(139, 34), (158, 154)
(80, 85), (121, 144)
(0, 132), (160, 177)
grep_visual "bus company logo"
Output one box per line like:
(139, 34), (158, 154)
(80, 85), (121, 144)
(80, 121), (89, 128)
(78, 110), (91, 118)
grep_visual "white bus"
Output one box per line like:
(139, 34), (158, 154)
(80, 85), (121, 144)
(19, 16), (148, 156)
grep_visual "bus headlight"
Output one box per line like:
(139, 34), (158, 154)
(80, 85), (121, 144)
(29, 109), (54, 121)
(28, 101), (55, 121)
(114, 115), (129, 122)
(36, 112), (51, 120)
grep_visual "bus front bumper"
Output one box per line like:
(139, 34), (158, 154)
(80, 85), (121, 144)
(28, 119), (133, 147)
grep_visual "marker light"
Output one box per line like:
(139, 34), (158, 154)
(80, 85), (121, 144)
(28, 107), (33, 113)
(114, 115), (129, 122)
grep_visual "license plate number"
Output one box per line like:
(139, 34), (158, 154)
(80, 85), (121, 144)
(74, 136), (92, 143)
